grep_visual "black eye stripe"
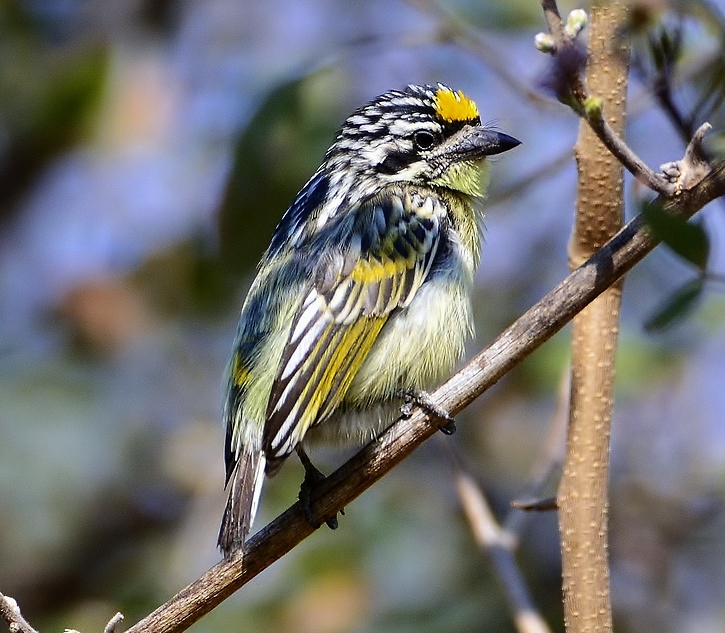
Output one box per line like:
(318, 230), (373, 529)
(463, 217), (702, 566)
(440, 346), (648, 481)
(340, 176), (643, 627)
(376, 150), (414, 175)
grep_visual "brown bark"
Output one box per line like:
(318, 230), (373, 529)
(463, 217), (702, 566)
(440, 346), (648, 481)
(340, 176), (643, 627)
(558, 3), (630, 632)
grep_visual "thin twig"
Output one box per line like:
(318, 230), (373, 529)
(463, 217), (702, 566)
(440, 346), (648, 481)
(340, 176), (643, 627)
(510, 497), (558, 512)
(539, 0), (674, 196)
(445, 368), (568, 631)
(0, 593), (39, 633)
(581, 113), (667, 193)
(505, 367), (569, 537)
(448, 449), (553, 633)
(540, 0), (569, 46)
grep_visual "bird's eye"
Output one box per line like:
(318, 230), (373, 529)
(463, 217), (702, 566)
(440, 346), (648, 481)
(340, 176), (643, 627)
(413, 130), (436, 151)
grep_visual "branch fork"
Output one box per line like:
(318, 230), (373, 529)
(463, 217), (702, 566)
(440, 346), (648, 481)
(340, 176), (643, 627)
(538, 1), (715, 198)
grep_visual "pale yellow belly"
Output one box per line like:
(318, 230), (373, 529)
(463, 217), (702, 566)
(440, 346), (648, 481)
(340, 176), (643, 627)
(305, 273), (474, 447)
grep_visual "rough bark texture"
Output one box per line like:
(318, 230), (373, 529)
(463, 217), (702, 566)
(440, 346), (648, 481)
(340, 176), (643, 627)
(558, 3), (629, 632)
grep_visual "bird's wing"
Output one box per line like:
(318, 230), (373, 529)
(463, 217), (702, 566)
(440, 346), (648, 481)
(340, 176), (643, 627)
(263, 189), (446, 460)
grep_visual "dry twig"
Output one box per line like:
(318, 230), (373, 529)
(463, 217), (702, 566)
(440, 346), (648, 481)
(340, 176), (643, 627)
(539, 0), (674, 196)
(0, 593), (38, 633)
(450, 454), (553, 633)
(446, 367), (569, 632)
(506, 368), (569, 535)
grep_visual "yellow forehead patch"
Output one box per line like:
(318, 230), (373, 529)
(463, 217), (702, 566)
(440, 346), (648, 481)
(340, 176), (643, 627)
(434, 88), (479, 123)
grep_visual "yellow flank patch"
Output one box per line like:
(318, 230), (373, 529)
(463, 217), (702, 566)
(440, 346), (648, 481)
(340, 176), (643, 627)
(296, 316), (386, 429)
(232, 353), (249, 387)
(434, 88), (479, 123)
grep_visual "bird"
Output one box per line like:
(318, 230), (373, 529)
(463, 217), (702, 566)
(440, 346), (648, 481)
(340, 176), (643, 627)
(218, 83), (519, 559)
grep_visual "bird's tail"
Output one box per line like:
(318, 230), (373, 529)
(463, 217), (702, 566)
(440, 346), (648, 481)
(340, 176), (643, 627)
(218, 447), (266, 559)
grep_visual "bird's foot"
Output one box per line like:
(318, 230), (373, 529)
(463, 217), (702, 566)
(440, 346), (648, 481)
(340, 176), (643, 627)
(296, 446), (342, 529)
(397, 389), (457, 435)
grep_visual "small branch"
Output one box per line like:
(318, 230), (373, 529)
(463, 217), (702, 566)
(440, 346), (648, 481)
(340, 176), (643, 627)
(505, 367), (569, 537)
(122, 153), (724, 633)
(510, 497), (558, 512)
(539, 0), (675, 196)
(0, 593), (39, 633)
(103, 613), (124, 633)
(448, 367), (569, 631)
(579, 110), (666, 193)
(449, 452), (553, 633)
(540, 0), (569, 47)
(660, 123), (713, 193)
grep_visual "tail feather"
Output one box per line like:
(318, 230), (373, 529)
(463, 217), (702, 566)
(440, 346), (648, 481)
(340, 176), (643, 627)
(218, 448), (266, 559)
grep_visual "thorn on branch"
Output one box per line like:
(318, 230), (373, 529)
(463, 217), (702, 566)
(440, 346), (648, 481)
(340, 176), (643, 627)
(511, 497), (559, 512)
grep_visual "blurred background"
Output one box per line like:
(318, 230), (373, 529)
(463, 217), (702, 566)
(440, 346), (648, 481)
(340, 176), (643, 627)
(1, 0), (725, 632)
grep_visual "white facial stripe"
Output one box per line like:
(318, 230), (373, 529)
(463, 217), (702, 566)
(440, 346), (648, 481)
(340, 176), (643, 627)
(379, 160), (427, 181)
(387, 118), (440, 137)
(365, 143), (391, 166)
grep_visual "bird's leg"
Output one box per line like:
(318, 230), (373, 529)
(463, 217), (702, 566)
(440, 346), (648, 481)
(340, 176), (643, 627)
(397, 389), (457, 435)
(296, 446), (341, 530)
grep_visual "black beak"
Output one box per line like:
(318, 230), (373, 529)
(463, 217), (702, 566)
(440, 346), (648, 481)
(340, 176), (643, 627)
(452, 126), (521, 158)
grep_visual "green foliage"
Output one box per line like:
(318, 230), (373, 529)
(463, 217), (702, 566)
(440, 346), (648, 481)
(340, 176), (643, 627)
(0, 2), (108, 214)
(642, 201), (710, 270)
(641, 201), (710, 331)
(644, 278), (704, 332)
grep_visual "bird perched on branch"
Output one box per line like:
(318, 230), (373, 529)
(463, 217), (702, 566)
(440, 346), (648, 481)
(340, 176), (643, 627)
(219, 83), (519, 558)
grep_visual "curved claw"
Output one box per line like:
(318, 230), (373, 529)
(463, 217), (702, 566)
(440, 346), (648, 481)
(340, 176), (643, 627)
(397, 389), (456, 434)
(438, 419), (457, 435)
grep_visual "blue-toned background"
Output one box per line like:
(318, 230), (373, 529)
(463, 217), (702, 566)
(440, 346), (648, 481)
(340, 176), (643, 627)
(1, 1), (725, 631)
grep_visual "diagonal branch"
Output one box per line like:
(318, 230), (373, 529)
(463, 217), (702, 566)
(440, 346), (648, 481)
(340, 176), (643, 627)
(449, 450), (553, 633)
(119, 155), (724, 633)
